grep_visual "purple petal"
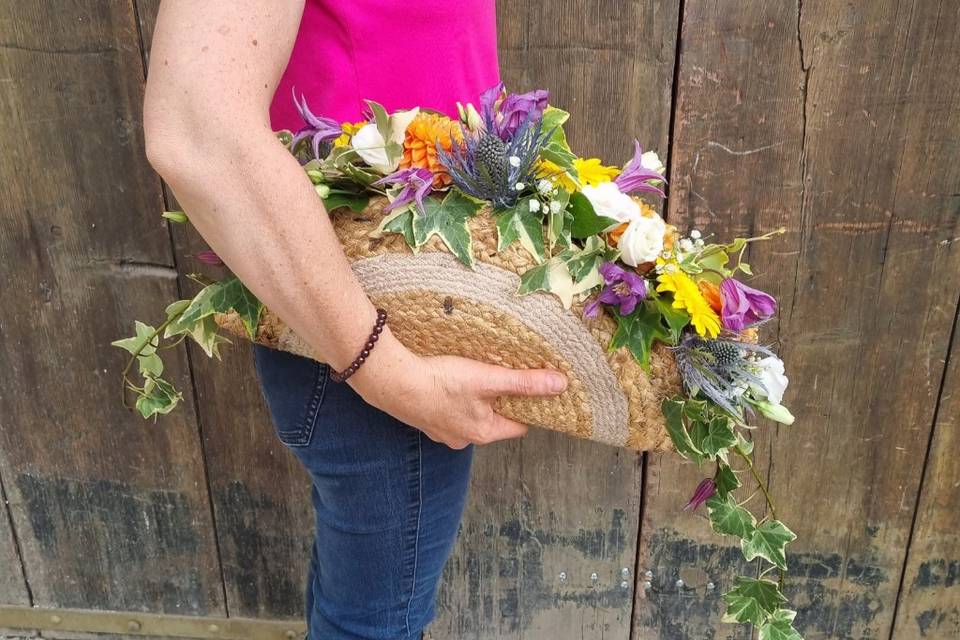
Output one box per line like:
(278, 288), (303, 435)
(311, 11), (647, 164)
(720, 278), (776, 330)
(598, 261), (627, 284)
(618, 295), (639, 316)
(614, 139), (667, 196)
(620, 270), (648, 295)
(682, 478), (717, 511)
(195, 249), (224, 266)
(583, 298), (602, 318)
(597, 287), (622, 305)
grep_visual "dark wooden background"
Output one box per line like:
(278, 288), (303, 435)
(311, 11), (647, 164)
(1, 1), (958, 639)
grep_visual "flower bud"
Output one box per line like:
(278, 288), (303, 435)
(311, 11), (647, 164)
(161, 210), (188, 224)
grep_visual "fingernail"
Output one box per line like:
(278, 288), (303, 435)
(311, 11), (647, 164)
(549, 373), (567, 393)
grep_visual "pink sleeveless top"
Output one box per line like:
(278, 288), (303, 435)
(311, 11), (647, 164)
(269, 0), (501, 130)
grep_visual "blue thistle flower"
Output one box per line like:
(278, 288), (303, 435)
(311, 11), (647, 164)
(438, 113), (552, 209)
(671, 334), (774, 422)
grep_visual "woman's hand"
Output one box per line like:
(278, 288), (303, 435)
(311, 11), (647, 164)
(350, 330), (567, 449)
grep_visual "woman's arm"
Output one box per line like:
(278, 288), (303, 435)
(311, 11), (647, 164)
(143, 0), (566, 448)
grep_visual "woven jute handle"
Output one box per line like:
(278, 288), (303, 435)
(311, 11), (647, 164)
(216, 198), (681, 451)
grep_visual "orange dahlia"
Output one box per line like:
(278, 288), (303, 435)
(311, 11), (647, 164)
(399, 112), (462, 187)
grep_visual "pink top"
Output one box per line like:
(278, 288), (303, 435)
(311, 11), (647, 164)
(269, 0), (501, 130)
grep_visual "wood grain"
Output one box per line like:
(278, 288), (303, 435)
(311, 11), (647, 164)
(0, 476), (29, 605)
(0, 1), (224, 615)
(635, 1), (960, 639)
(134, 0), (315, 620)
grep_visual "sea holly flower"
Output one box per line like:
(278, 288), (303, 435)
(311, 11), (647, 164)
(719, 278), (777, 331)
(683, 478), (717, 511)
(615, 140), (667, 197)
(373, 167), (434, 215)
(584, 261), (648, 318)
(291, 91), (343, 160)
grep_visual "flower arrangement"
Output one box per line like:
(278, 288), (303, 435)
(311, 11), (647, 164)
(114, 84), (801, 638)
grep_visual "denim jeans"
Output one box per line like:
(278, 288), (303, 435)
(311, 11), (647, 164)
(252, 344), (473, 639)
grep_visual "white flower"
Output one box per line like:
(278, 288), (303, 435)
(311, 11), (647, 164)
(515, 182), (525, 191)
(549, 200), (562, 214)
(619, 213), (667, 266)
(537, 179), (553, 194)
(753, 399), (795, 425)
(679, 238), (695, 253)
(754, 356), (789, 404)
(509, 155), (521, 167)
(690, 229), (702, 239)
(351, 108), (419, 173)
(641, 150), (665, 175)
(528, 199), (541, 213)
(581, 182), (641, 231)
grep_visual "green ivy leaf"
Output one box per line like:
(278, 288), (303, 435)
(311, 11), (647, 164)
(661, 398), (705, 464)
(539, 108), (578, 179)
(741, 520), (797, 570)
(376, 206), (416, 248)
(516, 240), (605, 307)
(179, 277), (263, 340)
(714, 461), (741, 498)
(722, 577), (787, 626)
(654, 295), (691, 344)
(496, 198), (547, 263)
(707, 494), (757, 539)
(609, 300), (670, 370)
(569, 192), (618, 239)
(322, 191), (370, 213)
(758, 610), (803, 640)
(697, 416), (738, 458)
(411, 190), (481, 267)
(137, 352), (163, 377)
(135, 376), (182, 419)
(111, 321), (159, 357)
(546, 189), (572, 252)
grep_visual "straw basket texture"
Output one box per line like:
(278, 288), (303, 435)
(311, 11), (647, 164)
(216, 197), (681, 451)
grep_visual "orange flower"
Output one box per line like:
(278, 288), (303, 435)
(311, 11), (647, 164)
(698, 280), (723, 314)
(399, 112), (462, 187)
(607, 221), (629, 247)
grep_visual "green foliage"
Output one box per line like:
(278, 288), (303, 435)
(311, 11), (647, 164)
(546, 189), (573, 252)
(516, 236), (607, 307)
(741, 520), (797, 570)
(609, 300), (670, 370)
(322, 189), (370, 213)
(759, 610), (803, 640)
(568, 192), (618, 238)
(495, 197), (547, 263)
(538, 107), (578, 180)
(722, 577), (787, 626)
(179, 276), (263, 340)
(411, 190), (482, 267)
(714, 461), (741, 497)
(707, 494), (757, 539)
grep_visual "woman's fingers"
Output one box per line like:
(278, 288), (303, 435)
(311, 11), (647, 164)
(475, 363), (568, 398)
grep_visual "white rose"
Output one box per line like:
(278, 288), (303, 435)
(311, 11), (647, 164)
(351, 108), (419, 173)
(641, 150), (665, 175)
(581, 182), (641, 231)
(619, 214), (666, 266)
(754, 356), (789, 404)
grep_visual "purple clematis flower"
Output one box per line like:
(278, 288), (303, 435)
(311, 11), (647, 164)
(584, 261), (648, 318)
(195, 249), (223, 266)
(290, 90), (343, 160)
(478, 83), (550, 141)
(498, 88), (550, 140)
(683, 478), (717, 511)
(614, 140), (666, 197)
(719, 278), (777, 331)
(373, 168), (435, 215)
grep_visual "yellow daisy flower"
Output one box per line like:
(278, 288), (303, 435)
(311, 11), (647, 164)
(573, 157), (621, 187)
(656, 270), (721, 338)
(536, 159), (578, 192)
(333, 120), (368, 148)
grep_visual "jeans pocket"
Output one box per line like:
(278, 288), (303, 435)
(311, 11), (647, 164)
(253, 344), (330, 448)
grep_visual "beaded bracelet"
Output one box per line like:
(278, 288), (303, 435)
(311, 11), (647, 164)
(329, 308), (388, 383)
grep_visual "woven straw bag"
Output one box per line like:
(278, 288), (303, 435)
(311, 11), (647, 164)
(216, 197), (681, 451)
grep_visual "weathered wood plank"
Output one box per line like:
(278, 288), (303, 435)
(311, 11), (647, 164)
(636, 1), (960, 639)
(426, 2), (679, 638)
(0, 1), (224, 614)
(133, 0), (316, 620)
(891, 310), (960, 638)
(0, 475), (29, 605)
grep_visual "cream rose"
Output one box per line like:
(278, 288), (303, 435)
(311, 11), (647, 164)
(618, 213), (666, 266)
(351, 108), (420, 173)
(581, 182), (641, 231)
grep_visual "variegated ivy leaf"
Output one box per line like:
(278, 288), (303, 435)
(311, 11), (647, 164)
(410, 190), (481, 267)
(376, 206), (417, 248)
(546, 189), (573, 252)
(164, 300), (230, 360)
(136, 376), (182, 420)
(722, 577), (787, 626)
(706, 494), (757, 539)
(322, 190), (370, 213)
(539, 107), (579, 180)
(692, 416), (737, 458)
(758, 609), (802, 640)
(111, 320), (159, 357)
(661, 398), (706, 464)
(741, 520), (797, 570)
(516, 240), (605, 308)
(610, 300), (671, 371)
(137, 352), (163, 378)
(178, 277), (263, 340)
(496, 197), (546, 263)
(714, 461), (741, 498)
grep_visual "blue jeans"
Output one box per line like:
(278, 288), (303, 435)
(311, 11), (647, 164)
(252, 344), (473, 639)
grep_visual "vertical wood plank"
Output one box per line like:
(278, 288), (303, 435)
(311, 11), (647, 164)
(134, 0), (315, 620)
(0, 475), (29, 605)
(636, 2), (960, 639)
(891, 308), (960, 638)
(426, 2), (679, 638)
(0, 1), (225, 615)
